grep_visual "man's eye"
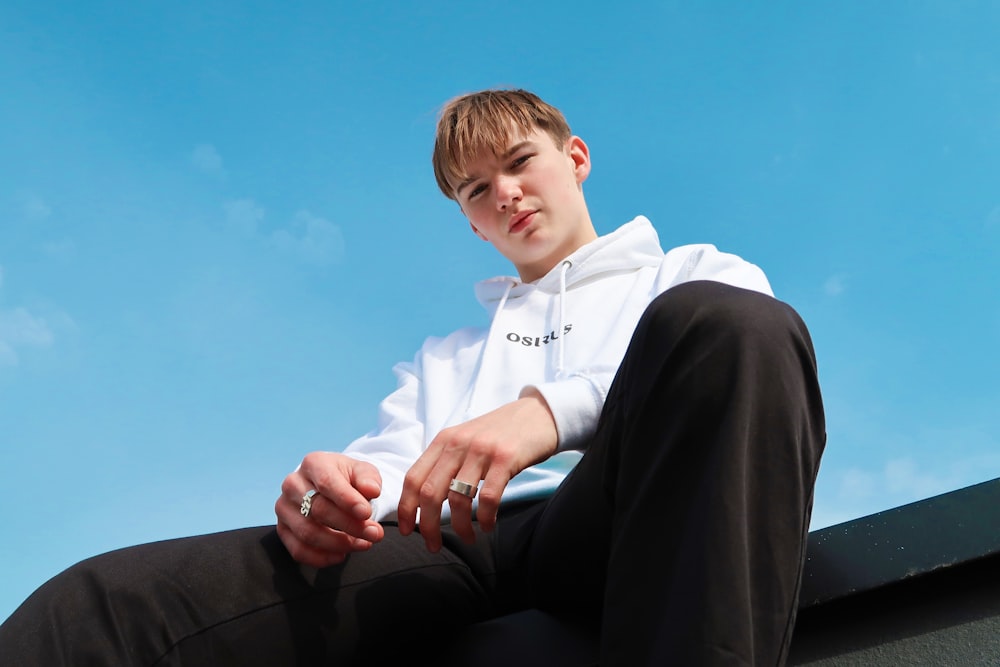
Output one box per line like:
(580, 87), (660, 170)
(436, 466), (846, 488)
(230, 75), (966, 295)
(468, 184), (486, 199)
(511, 154), (532, 168)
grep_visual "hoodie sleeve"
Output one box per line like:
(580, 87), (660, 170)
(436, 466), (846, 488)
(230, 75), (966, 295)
(532, 244), (773, 452)
(527, 371), (613, 451)
(341, 359), (426, 522)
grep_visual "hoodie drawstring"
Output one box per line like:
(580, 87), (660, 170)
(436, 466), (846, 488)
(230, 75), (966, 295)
(558, 260), (572, 377)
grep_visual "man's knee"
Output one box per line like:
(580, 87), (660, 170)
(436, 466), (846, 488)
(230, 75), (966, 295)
(638, 280), (809, 356)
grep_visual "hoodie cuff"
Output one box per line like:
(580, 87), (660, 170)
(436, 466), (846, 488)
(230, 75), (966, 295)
(524, 376), (604, 451)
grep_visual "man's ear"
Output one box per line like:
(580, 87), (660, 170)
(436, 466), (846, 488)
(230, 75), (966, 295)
(567, 136), (592, 185)
(469, 220), (489, 241)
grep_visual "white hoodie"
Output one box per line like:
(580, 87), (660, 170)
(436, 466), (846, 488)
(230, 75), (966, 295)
(344, 216), (772, 521)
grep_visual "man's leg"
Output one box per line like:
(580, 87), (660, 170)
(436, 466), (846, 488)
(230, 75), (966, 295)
(508, 281), (826, 665)
(0, 524), (497, 666)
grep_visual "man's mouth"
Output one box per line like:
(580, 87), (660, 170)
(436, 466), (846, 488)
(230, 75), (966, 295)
(509, 210), (537, 234)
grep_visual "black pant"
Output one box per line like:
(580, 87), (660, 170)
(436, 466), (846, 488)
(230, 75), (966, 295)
(0, 281), (826, 666)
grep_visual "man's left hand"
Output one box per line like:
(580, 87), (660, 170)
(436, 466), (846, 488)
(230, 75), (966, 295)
(397, 388), (558, 552)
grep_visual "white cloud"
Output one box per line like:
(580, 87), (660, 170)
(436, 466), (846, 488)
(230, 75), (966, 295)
(812, 446), (1000, 530)
(192, 144), (226, 177)
(42, 237), (77, 259)
(884, 457), (958, 498)
(22, 194), (51, 220)
(824, 274), (847, 296)
(838, 467), (877, 499)
(0, 264), (60, 367)
(0, 306), (55, 367)
(271, 210), (345, 266)
(222, 201), (345, 266)
(224, 199), (265, 235)
(0, 307), (54, 347)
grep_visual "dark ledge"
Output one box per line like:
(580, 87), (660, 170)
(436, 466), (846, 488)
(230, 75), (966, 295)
(799, 476), (1000, 607)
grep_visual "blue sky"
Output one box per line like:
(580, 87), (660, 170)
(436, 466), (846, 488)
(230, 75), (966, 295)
(2, 1), (998, 621)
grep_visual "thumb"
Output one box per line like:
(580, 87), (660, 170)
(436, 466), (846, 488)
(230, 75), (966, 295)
(350, 459), (383, 501)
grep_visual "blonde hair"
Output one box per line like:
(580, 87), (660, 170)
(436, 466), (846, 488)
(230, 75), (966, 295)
(432, 89), (572, 200)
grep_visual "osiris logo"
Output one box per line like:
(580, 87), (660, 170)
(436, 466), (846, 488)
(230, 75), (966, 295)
(505, 324), (573, 347)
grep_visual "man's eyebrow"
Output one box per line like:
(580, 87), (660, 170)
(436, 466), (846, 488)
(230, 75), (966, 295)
(501, 140), (533, 159)
(455, 141), (536, 197)
(455, 176), (477, 197)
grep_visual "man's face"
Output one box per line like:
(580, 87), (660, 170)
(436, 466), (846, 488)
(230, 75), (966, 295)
(453, 128), (595, 282)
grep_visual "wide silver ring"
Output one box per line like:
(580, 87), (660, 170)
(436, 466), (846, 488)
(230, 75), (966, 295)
(300, 489), (319, 517)
(448, 478), (478, 499)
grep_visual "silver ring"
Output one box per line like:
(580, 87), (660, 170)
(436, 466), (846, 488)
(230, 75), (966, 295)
(300, 489), (318, 517)
(448, 478), (478, 499)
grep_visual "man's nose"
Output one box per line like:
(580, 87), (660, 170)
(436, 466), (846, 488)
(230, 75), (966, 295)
(495, 175), (522, 210)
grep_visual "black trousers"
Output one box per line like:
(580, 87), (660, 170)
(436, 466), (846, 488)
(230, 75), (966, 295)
(0, 281), (826, 666)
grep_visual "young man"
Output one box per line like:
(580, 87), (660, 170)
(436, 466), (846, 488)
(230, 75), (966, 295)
(0, 89), (825, 666)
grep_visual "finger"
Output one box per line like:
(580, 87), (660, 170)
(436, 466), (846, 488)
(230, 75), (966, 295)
(415, 463), (449, 553)
(275, 521), (354, 569)
(299, 491), (384, 542)
(276, 522), (347, 568)
(446, 488), (474, 545)
(399, 444), (445, 536)
(476, 465), (512, 534)
(350, 462), (383, 504)
(274, 502), (376, 568)
(300, 453), (375, 521)
(275, 496), (381, 549)
(415, 434), (475, 551)
(448, 460), (487, 545)
(280, 472), (383, 543)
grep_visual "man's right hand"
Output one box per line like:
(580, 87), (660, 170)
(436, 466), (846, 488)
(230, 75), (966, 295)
(275, 451), (385, 568)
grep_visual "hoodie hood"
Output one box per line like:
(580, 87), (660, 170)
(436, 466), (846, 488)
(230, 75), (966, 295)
(474, 216), (665, 315)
